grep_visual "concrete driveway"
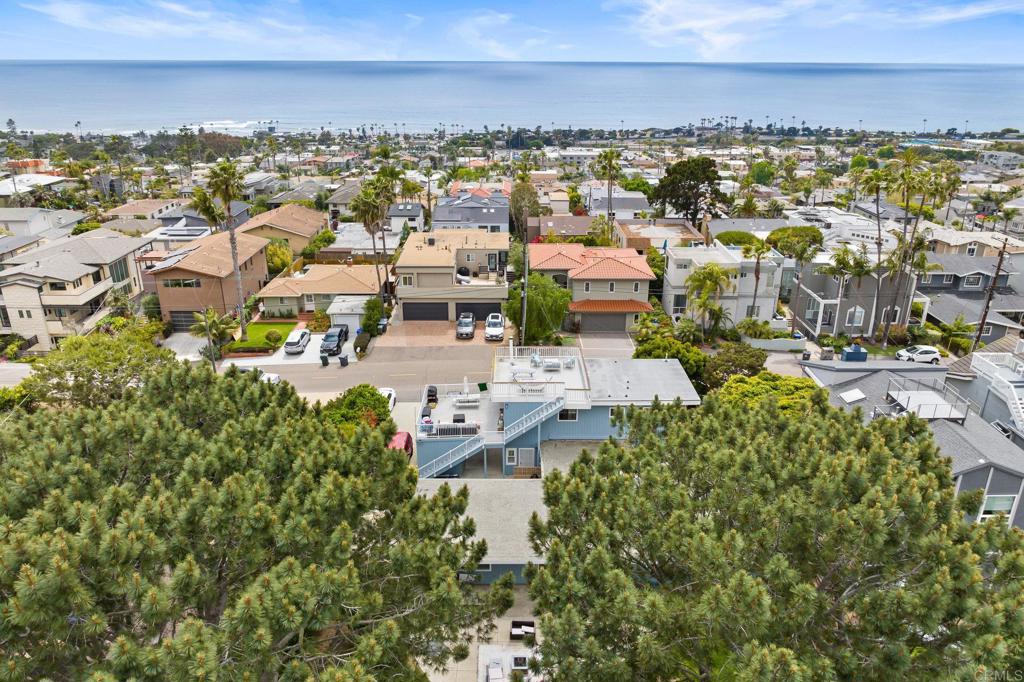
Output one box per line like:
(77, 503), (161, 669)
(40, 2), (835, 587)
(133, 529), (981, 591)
(225, 333), (359, 368)
(0, 363), (32, 387)
(574, 332), (635, 359)
(162, 333), (206, 362)
(376, 321), (498, 347)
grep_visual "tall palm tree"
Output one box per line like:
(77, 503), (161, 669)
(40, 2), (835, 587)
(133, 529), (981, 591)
(847, 166), (865, 209)
(592, 148), (622, 219)
(741, 239), (772, 319)
(886, 149), (922, 238)
(861, 169), (887, 335)
(816, 246), (853, 336)
(350, 185), (388, 304)
(783, 237), (820, 337)
(206, 162), (249, 339)
(880, 233), (930, 347)
(1002, 208), (1020, 234)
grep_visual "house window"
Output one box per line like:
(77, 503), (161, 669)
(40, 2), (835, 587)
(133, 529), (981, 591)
(920, 274), (932, 284)
(558, 408), (578, 422)
(980, 494), (1015, 523)
(633, 281), (640, 293)
(981, 324), (993, 337)
(400, 275), (414, 286)
(805, 298), (820, 322)
(967, 244), (977, 256)
(505, 448), (517, 466)
(672, 294), (687, 314)
(964, 275), (982, 288)
(740, 272), (748, 278)
(608, 282), (615, 293)
(466, 253), (475, 262)
(846, 306), (865, 327)
(633, 313), (640, 324)
(882, 306), (901, 324)
(162, 278), (201, 288)
(584, 282), (591, 293)
(746, 304), (760, 318)
(943, 274), (954, 284)
(0, 307), (8, 327)
(512, 656), (529, 671)
(109, 257), (130, 283)
(476, 563), (492, 572)
(49, 282), (67, 291)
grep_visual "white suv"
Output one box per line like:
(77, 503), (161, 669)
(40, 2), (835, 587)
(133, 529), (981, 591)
(283, 329), (311, 355)
(895, 345), (941, 365)
(484, 313), (505, 341)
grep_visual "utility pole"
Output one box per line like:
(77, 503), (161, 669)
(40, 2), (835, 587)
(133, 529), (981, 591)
(972, 237), (1007, 353)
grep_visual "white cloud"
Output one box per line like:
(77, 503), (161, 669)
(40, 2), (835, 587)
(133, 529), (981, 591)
(404, 12), (424, 27)
(611, 0), (1024, 57)
(449, 10), (546, 60)
(20, 0), (394, 59)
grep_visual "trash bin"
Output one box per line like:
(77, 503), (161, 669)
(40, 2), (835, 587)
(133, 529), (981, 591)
(320, 354), (329, 367)
(339, 354), (349, 367)
(801, 351), (811, 361)
(377, 317), (388, 335)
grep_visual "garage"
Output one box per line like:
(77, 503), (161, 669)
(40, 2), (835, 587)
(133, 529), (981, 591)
(455, 302), (502, 320)
(169, 310), (201, 332)
(403, 302), (448, 321)
(580, 313), (626, 332)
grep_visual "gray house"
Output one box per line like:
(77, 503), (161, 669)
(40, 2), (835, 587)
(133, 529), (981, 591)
(157, 199), (250, 230)
(920, 253), (1022, 344)
(433, 192), (509, 233)
(947, 336), (1024, 449)
(388, 202), (425, 231)
(804, 360), (1024, 529)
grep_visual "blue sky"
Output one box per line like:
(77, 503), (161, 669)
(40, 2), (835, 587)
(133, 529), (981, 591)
(2, 0), (1023, 62)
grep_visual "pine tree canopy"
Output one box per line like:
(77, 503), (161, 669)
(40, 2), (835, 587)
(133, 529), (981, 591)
(0, 364), (512, 681)
(526, 395), (1024, 682)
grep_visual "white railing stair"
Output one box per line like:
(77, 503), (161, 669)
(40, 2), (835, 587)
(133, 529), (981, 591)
(419, 435), (486, 479)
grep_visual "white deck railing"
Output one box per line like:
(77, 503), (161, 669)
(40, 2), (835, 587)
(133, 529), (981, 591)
(971, 353), (1024, 429)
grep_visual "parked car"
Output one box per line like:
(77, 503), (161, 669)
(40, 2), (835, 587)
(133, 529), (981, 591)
(283, 329), (311, 354)
(320, 325), (349, 355)
(484, 313), (505, 341)
(378, 387), (397, 412)
(388, 431), (414, 458)
(234, 367), (282, 384)
(895, 344), (941, 364)
(456, 312), (476, 339)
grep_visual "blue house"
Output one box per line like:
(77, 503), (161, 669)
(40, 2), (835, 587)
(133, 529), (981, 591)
(416, 346), (700, 479)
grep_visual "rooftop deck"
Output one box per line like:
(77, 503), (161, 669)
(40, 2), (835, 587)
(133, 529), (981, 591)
(873, 375), (969, 424)
(491, 346), (591, 406)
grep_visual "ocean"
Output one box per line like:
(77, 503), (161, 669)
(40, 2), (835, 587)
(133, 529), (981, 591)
(0, 60), (1022, 136)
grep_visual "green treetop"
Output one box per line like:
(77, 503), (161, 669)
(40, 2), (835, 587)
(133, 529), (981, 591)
(527, 396), (1024, 681)
(0, 363), (512, 680)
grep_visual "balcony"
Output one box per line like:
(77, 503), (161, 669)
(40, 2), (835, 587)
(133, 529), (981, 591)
(492, 346), (591, 408)
(971, 352), (1024, 387)
(871, 375), (969, 424)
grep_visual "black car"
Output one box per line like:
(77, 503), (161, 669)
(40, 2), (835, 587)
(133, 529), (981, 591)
(319, 325), (349, 355)
(455, 312), (476, 339)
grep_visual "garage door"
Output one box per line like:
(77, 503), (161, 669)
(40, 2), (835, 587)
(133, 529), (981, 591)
(403, 302), (448, 321)
(580, 313), (625, 332)
(169, 310), (200, 332)
(455, 302), (502, 319)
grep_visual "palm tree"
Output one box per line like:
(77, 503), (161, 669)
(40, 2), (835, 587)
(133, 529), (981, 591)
(783, 237), (820, 337)
(201, 160), (249, 341)
(861, 169), (887, 335)
(1002, 208), (1020, 234)
(592, 148), (622, 219)
(189, 307), (239, 370)
(813, 168), (832, 204)
(741, 239), (772, 319)
(886, 149), (922, 238)
(732, 195), (758, 218)
(686, 262), (735, 335)
(816, 246), (853, 336)
(350, 185), (388, 304)
(762, 198), (784, 218)
(266, 136), (278, 171)
(939, 314), (974, 350)
(847, 166), (865, 209)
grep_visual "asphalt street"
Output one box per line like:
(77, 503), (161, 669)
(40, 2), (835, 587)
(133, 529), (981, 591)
(234, 345), (496, 403)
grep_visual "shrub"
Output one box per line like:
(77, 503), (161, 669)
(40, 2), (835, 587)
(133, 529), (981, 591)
(701, 342), (768, 392)
(300, 229), (336, 259)
(633, 337), (706, 378)
(321, 383), (392, 429)
(716, 231), (761, 247)
(361, 298), (385, 337)
(264, 329), (283, 345)
(307, 310), (331, 333)
(887, 325), (910, 346)
(200, 344), (222, 361)
(947, 337), (973, 357)
(673, 318), (703, 345)
(766, 226), (824, 253)
(0, 384), (33, 412)
(222, 340), (274, 354)
(354, 331), (371, 354)
(719, 328), (741, 343)
(3, 339), (24, 360)
(161, 320), (174, 338)
(736, 318), (773, 339)
(141, 293), (162, 321)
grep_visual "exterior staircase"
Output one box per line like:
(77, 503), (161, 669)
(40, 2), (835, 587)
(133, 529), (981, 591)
(418, 397), (565, 478)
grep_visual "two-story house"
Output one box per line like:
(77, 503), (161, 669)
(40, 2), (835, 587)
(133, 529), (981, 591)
(388, 202), (425, 231)
(0, 228), (153, 350)
(104, 199), (182, 221)
(663, 241), (785, 327)
(236, 203), (327, 254)
(149, 231), (269, 332)
(529, 243), (655, 332)
(432, 191), (509, 233)
(925, 228), (1024, 258)
(588, 190), (651, 220)
(919, 253), (1022, 344)
(394, 230), (509, 322)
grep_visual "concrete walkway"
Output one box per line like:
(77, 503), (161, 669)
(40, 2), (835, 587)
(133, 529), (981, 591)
(0, 363), (32, 387)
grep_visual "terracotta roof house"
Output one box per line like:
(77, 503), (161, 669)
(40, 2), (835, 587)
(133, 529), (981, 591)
(149, 231), (269, 332)
(257, 263), (387, 317)
(236, 203), (327, 253)
(529, 243), (655, 331)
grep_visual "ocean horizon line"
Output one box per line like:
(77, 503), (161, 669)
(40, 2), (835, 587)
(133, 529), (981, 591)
(1, 59), (1023, 67)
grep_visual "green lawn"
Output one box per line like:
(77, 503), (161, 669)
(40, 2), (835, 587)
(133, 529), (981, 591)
(245, 322), (297, 346)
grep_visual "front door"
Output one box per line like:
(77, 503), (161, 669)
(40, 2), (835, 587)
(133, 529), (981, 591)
(304, 294), (315, 312)
(518, 448), (536, 467)
(488, 253), (497, 272)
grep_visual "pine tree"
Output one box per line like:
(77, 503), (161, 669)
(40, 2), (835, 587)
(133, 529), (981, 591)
(527, 395), (1024, 681)
(0, 363), (512, 680)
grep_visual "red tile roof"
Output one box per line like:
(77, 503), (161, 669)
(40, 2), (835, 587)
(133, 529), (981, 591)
(568, 299), (654, 313)
(529, 243), (654, 280)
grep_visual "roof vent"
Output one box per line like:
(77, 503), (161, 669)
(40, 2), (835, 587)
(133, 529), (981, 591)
(427, 237), (435, 246)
